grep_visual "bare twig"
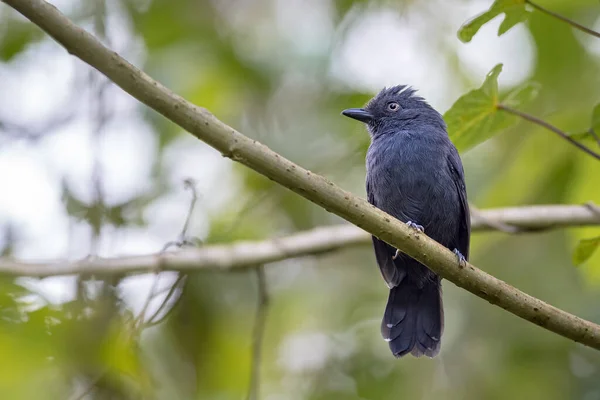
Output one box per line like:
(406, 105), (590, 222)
(145, 274), (187, 327)
(133, 271), (161, 330)
(179, 178), (199, 241)
(5, 0), (600, 350)
(497, 104), (600, 161)
(135, 179), (200, 329)
(161, 179), (203, 249)
(525, 0), (600, 39)
(247, 266), (269, 400)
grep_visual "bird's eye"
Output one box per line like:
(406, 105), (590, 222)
(387, 102), (400, 112)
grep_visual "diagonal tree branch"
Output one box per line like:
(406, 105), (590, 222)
(3, 0), (600, 351)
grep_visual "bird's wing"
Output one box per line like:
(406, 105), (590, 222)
(367, 177), (406, 288)
(447, 149), (471, 260)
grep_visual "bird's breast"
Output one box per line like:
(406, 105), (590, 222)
(366, 135), (459, 238)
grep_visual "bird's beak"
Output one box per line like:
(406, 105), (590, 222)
(341, 108), (373, 123)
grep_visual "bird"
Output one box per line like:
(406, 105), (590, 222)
(341, 86), (470, 358)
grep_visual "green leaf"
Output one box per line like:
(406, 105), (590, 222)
(458, 0), (530, 43)
(568, 103), (600, 145)
(0, 19), (41, 61)
(61, 185), (103, 236)
(444, 64), (539, 152)
(572, 236), (600, 266)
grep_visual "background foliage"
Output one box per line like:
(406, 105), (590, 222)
(0, 0), (600, 399)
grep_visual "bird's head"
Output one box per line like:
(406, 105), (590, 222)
(341, 85), (446, 137)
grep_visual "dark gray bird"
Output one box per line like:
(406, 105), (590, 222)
(342, 86), (470, 358)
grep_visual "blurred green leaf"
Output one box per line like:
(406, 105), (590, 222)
(62, 183), (152, 234)
(573, 236), (600, 266)
(458, 0), (530, 43)
(0, 19), (42, 61)
(101, 322), (142, 379)
(62, 185), (102, 235)
(568, 103), (600, 145)
(444, 64), (539, 152)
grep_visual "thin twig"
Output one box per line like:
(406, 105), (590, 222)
(146, 274), (187, 326)
(179, 178), (199, 242)
(497, 104), (600, 161)
(147, 277), (183, 298)
(135, 179), (201, 329)
(247, 266), (269, 400)
(133, 272), (161, 330)
(525, 0), (600, 39)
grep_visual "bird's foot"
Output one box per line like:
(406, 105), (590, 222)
(406, 221), (424, 233)
(453, 248), (467, 267)
(393, 222), (423, 260)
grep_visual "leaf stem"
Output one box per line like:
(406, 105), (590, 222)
(525, 0), (600, 39)
(497, 104), (600, 161)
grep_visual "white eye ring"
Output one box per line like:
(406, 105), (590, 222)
(387, 102), (400, 111)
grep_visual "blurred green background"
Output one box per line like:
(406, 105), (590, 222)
(1, 0), (600, 399)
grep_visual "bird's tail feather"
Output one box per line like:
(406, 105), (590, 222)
(381, 278), (443, 358)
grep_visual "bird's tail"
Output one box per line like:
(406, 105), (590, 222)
(381, 277), (443, 358)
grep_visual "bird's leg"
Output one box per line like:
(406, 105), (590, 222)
(406, 221), (424, 233)
(453, 248), (467, 267)
(392, 249), (401, 260)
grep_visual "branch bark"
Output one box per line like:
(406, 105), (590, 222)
(3, 0), (600, 351)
